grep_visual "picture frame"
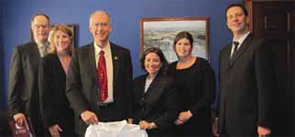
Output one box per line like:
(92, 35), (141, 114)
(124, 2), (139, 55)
(140, 17), (210, 63)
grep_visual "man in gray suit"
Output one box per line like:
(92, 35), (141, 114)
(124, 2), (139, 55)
(218, 3), (273, 136)
(66, 11), (133, 136)
(9, 14), (51, 136)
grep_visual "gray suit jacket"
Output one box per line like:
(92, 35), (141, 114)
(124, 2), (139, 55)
(9, 42), (41, 115)
(8, 42), (45, 135)
(218, 34), (273, 136)
(66, 42), (133, 135)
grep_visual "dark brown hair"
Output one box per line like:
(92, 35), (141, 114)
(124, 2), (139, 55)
(173, 31), (194, 54)
(140, 47), (169, 75)
(225, 3), (248, 20)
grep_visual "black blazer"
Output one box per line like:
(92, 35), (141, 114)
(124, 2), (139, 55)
(132, 74), (179, 136)
(218, 34), (273, 136)
(8, 42), (44, 135)
(39, 54), (75, 136)
(66, 42), (133, 135)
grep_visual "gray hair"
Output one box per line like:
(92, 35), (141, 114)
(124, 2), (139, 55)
(89, 10), (111, 26)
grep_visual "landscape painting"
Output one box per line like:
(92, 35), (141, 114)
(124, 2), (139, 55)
(140, 17), (209, 63)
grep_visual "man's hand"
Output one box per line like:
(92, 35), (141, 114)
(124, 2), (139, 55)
(213, 117), (219, 137)
(175, 110), (193, 125)
(258, 126), (271, 137)
(13, 113), (26, 127)
(127, 118), (133, 124)
(81, 110), (99, 125)
(49, 124), (63, 137)
(139, 120), (157, 130)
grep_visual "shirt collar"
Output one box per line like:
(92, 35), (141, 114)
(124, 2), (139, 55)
(94, 41), (111, 56)
(232, 31), (250, 45)
(35, 39), (49, 48)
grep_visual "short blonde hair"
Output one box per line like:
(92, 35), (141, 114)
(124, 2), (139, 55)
(49, 24), (74, 54)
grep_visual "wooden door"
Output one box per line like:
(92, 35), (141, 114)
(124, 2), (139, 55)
(244, 0), (294, 136)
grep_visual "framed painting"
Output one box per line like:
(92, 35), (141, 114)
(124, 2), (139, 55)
(140, 17), (210, 63)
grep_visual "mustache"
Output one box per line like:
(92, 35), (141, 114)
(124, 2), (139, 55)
(37, 31), (48, 35)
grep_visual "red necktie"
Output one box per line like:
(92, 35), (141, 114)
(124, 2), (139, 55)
(97, 50), (108, 102)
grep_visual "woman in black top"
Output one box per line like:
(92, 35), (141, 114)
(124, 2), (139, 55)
(132, 47), (179, 137)
(39, 24), (76, 136)
(168, 31), (216, 136)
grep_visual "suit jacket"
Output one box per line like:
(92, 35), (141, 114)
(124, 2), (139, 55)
(218, 34), (273, 136)
(66, 42), (133, 135)
(132, 74), (179, 136)
(39, 54), (75, 136)
(8, 42), (45, 136)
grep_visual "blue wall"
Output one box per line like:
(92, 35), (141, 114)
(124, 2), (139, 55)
(0, 1), (5, 109)
(1, 0), (241, 110)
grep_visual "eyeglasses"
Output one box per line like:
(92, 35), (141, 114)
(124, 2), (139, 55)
(32, 24), (50, 29)
(92, 23), (110, 28)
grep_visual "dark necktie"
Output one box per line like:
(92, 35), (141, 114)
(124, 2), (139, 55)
(232, 41), (239, 58)
(97, 50), (108, 102)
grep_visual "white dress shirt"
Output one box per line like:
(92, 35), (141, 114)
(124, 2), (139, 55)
(144, 78), (153, 93)
(231, 31), (251, 57)
(94, 41), (114, 103)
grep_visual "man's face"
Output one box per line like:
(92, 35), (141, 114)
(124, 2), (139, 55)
(226, 6), (249, 35)
(31, 15), (50, 43)
(89, 12), (112, 46)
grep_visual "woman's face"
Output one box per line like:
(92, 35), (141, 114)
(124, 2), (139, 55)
(54, 30), (70, 53)
(144, 52), (161, 76)
(175, 38), (192, 58)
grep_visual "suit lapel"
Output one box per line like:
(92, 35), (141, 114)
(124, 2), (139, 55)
(30, 42), (41, 58)
(30, 42), (42, 71)
(110, 43), (119, 86)
(142, 75), (166, 117)
(144, 75), (164, 102)
(53, 54), (66, 77)
(138, 75), (147, 97)
(88, 43), (98, 84)
(228, 34), (253, 70)
(224, 46), (232, 71)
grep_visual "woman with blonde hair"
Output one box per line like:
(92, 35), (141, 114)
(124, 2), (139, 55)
(39, 24), (76, 136)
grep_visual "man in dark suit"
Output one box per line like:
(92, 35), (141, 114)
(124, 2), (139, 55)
(66, 10), (133, 136)
(9, 14), (51, 136)
(218, 3), (273, 136)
